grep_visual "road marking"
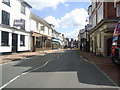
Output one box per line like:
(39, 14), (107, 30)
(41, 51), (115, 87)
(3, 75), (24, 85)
(0, 59), (52, 89)
(0, 75), (20, 90)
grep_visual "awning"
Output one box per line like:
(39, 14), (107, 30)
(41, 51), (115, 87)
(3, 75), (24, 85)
(52, 39), (60, 42)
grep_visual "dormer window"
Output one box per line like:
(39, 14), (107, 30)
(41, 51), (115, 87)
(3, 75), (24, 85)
(21, 3), (26, 14)
(2, 0), (10, 6)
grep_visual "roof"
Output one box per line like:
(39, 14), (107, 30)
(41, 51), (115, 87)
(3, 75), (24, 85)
(18, 0), (32, 8)
(30, 12), (52, 28)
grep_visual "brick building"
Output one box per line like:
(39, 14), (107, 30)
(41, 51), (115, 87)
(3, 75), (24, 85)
(88, 1), (118, 56)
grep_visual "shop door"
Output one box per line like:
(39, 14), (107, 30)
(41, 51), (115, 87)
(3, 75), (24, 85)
(12, 33), (18, 52)
(107, 37), (112, 56)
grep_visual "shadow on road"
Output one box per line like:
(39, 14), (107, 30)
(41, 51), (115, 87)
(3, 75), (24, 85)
(13, 50), (117, 87)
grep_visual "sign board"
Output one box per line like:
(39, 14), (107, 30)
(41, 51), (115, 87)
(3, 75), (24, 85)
(13, 19), (24, 26)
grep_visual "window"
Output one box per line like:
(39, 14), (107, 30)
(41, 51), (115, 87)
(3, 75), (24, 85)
(36, 37), (41, 48)
(2, 0), (10, 6)
(36, 22), (38, 31)
(20, 35), (25, 46)
(41, 26), (45, 32)
(1, 31), (9, 46)
(2, 10), (10, 25)
(21, 3), (25, 14)
(99, 33), (101, 48)
(20, 19), (25, 30)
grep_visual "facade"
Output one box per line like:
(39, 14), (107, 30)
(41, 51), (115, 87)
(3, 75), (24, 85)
(78, 29), (86, 51)
(88, 1), (118, 56)
(30, 13), (53, 52)
(52, 30), (60, 49)
(0, 0), (32, 54)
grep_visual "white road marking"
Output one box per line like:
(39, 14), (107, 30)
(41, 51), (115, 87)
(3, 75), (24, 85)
(0, 59), (52, 89)
(0, 75), (20, 90)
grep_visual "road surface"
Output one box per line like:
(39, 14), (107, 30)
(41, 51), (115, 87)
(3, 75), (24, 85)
(0, 50), (119, 89)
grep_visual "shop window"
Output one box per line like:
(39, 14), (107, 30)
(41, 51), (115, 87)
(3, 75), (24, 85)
(2, 0), (10, 6)
(2, 10), (10, 25)
(21, 3), (26, 14)
(1, 31), (9, 46)
(36, 37), (41, 48)
(20, 35), (25, 46)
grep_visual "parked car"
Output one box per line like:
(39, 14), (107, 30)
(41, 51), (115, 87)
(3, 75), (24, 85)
(111, 20), (120, 64)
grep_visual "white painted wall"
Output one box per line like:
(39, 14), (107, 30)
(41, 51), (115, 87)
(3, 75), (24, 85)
(0, 0), (31, 53)
(0, 0), (31, 31)
(30, 19), (38, 33)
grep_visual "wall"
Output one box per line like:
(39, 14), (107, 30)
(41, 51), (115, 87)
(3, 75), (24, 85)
(0, 0), (31, 31)
(0, 0), (31, 53)
(104, 2), (116, 18)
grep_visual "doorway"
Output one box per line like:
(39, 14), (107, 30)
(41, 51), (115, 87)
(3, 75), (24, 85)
(12, 33), (18, 52)
(107, 37), (112, 56)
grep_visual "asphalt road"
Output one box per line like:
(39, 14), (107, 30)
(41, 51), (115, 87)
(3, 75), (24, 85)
(0, 50), (119, 89)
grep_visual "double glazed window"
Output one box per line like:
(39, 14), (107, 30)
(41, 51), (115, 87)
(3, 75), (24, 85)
(21, 3), (26, 14)
(20, 35), (25, 46)
(2, 0), (10, 6)
(1, 31), (9, 46)
(2, 10), (10, 25)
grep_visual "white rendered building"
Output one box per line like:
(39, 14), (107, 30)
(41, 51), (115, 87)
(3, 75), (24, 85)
(0, 0), (32, 53)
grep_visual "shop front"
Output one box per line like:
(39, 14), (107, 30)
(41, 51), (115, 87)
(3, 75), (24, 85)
(52, 39), (60, 49)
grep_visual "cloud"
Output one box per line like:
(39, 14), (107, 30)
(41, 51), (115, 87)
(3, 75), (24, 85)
(25, 0), (65, 10)
(44, 8), (88, 39)
(60, 8), (88, 28)
(45, 8), (88, 28)
(64, 26), (87, 39)
(45, 16), (60, 28)
(64, 4), (69, 7)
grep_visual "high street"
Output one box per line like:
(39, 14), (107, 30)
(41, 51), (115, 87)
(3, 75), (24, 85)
(0, 50), (119, 89)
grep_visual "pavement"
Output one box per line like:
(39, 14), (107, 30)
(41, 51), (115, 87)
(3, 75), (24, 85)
(79, 50), (120, 86)
(0, 49), (63, 64)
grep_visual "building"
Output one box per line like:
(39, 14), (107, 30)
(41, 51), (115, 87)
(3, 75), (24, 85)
(85, 24), (92, 51)
(0, 0), (32, 54)
(114, 0), (120, 18)
(88, 1), (118, 56)
(52, 30), (61, 49)
(78, 29), (86, 51)
(30, 12), (53, 52)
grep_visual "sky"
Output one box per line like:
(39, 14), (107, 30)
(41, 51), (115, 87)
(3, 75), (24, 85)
(25, 0), (91, 39)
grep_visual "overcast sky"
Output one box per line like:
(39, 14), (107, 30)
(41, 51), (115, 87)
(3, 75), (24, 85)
(26, 0), (91, 39)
